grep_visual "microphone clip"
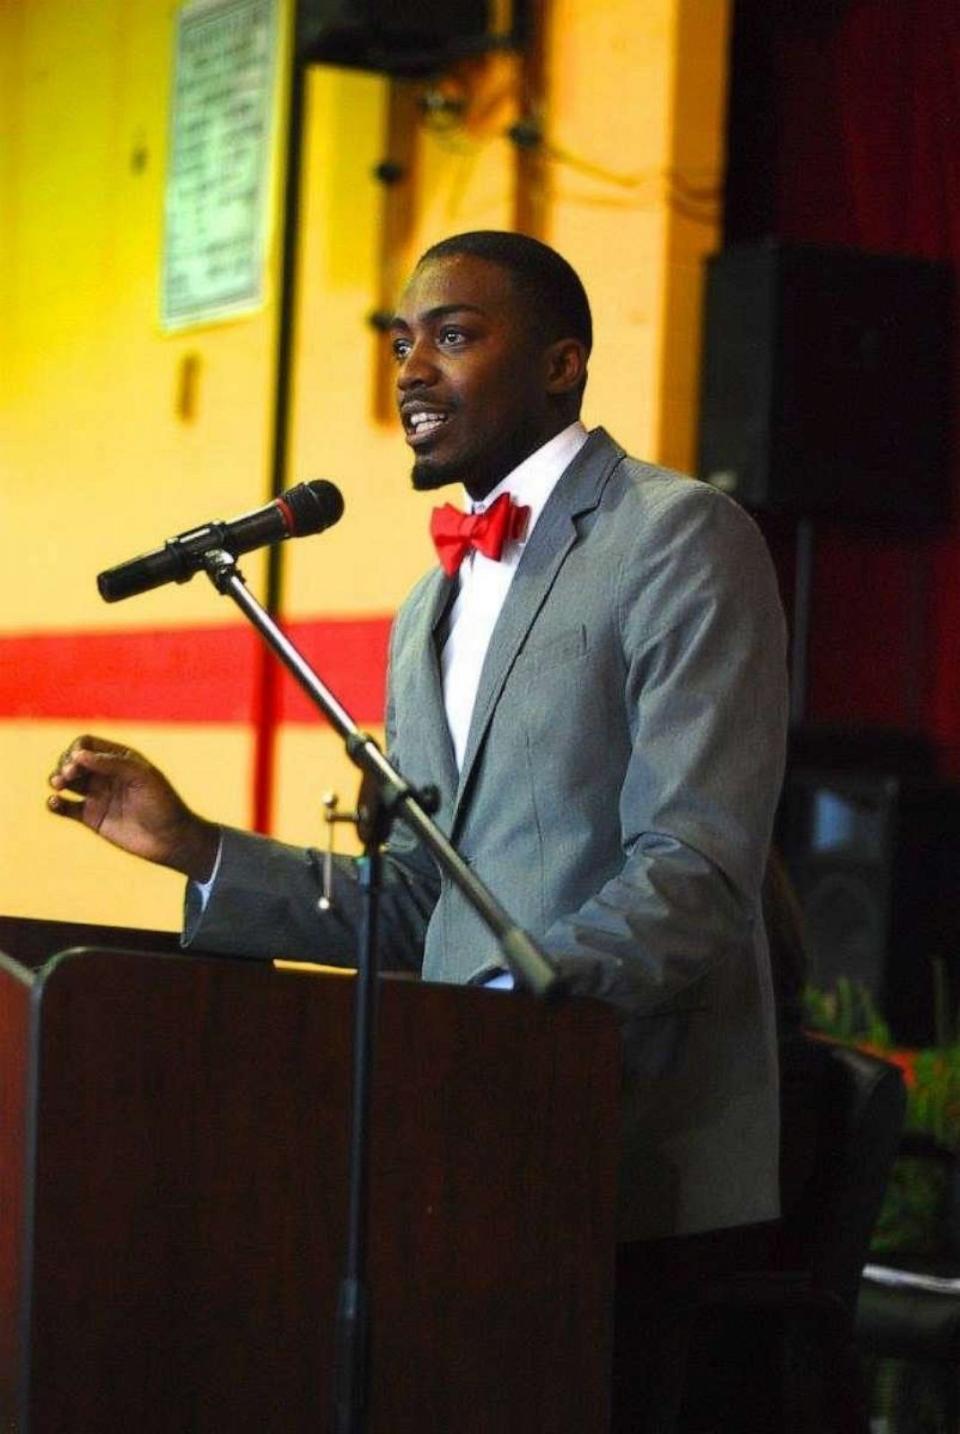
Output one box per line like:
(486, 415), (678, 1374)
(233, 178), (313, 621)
(165, 523), (233, 585)
(316, 779), (440, 913)
(318, 791), (359, 913)
(201, 545), (246, 594)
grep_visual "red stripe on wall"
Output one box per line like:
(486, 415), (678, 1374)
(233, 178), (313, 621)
(0, 618), (391, 726)
(275, 618), (390, 723)
(252, 637), (281, 835)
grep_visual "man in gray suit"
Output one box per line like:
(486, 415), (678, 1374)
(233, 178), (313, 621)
(50, 232), (788, 1411)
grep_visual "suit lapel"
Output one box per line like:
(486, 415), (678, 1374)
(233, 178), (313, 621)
(406, 570), (460, 808)
(451, 429), (622, 828)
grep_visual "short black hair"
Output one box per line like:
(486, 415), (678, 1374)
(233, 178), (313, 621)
(416, 230), (593, 353)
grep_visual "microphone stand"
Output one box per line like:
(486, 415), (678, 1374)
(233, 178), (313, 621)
(200, 549), (566, 1434)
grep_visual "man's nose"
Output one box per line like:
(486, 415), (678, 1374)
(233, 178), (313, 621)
(396, 338), (438, 390)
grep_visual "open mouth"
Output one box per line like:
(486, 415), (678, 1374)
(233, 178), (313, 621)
(404, 409), (450, 444)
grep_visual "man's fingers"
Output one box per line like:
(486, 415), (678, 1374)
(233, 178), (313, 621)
(49, 768), (91, 796)
(69, 734), (129, 758)
(68, 747), (135, 772)
(55, 735), (135, 772)
(49, 752), (95, 792)
(51, 744), (137, 789)
(47, 792), (88, 821)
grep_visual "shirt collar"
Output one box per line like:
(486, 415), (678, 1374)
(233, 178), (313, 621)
(466, 421), (589, 538)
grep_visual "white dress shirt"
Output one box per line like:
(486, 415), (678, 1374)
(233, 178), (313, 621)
(440, 421), (589, 770)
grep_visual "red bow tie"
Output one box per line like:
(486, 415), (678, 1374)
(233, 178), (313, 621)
(429, 492), (530, 576)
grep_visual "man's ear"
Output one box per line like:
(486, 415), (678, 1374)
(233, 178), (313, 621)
(544, 338), (589, 396)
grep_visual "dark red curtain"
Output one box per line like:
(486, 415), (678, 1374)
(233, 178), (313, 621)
(742, 0), (960, 767)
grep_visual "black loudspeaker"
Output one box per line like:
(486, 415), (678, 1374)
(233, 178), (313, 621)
(778, 767), (960, 1046)
(697, 243), (954, 525)
(297, 0), (520, 75)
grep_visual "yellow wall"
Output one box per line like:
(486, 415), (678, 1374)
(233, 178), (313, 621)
(0, 0), (730, 932)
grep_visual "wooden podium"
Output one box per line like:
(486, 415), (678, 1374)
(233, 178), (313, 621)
(0, 916), (621, 1433)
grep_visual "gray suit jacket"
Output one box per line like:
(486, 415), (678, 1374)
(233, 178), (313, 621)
(187, 429), (788, 1240)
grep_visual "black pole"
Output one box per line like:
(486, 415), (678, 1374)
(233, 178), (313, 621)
(266, 44), (308, 611)
(253, 31), (308, 831)
(333, 836), (380, 1434)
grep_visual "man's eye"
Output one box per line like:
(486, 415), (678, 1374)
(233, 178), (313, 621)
(438, 327), (466, 346)
(392, 338), (412, 361)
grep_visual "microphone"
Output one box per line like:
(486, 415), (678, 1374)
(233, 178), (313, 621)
(97, 480), (345, 603)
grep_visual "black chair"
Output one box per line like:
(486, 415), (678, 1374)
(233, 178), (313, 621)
(858, 1135), (960, 1430)
(643, 1037), (906, 1432)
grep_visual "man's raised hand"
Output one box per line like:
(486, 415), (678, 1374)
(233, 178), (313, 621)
(47, 736), (219, 882)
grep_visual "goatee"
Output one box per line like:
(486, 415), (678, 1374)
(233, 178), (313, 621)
(410, 458), (458, 492)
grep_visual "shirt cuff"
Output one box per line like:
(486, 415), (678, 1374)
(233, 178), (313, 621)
(481, 969), (515, 990)
(189, 830), (224, 914)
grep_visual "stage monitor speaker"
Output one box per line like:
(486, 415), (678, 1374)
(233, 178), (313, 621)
(778, 767), (960, 1047)
(697, 243), (953, 525)
(297, 0), (520, 75)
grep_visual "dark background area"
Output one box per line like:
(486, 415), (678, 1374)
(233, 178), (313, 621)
(714, 0), (960, 1043)
(722, 0), (960, 764)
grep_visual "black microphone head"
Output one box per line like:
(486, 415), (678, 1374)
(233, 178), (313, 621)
(283, 480), (344, 536)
